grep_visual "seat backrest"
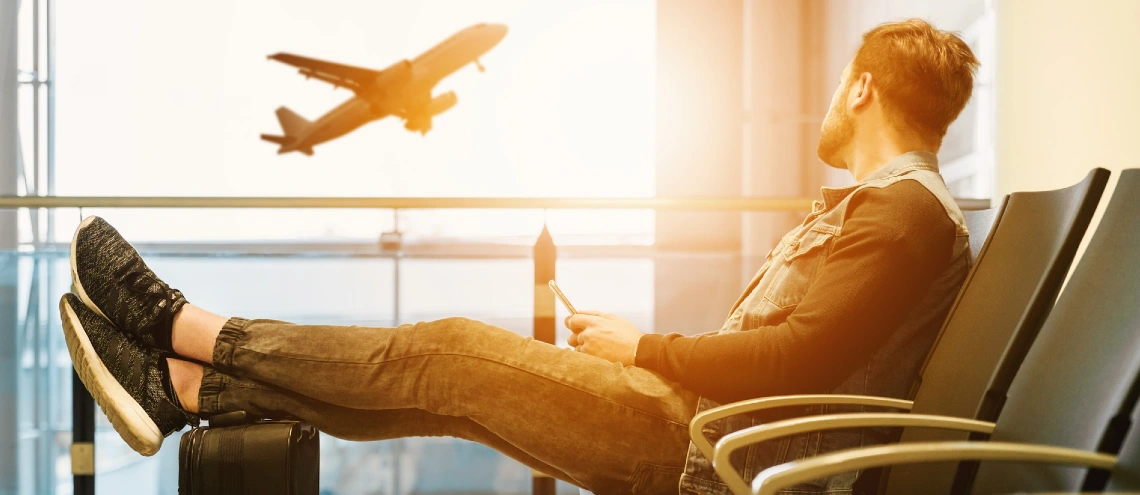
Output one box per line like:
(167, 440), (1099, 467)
(970, 169), (1140, 493)
(962, 205), (1002, 267)
(1106, 381), (1140, 490)
(1107, 432), (1140, 491)
(884, 168), (1109, 494)
(909, 168), (1107, 418)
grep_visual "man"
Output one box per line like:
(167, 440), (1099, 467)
(59, 18), (978, 495)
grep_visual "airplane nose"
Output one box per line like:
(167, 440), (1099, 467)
(490, 24), (508, 41)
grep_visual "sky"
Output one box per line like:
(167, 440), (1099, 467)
(41, 0), (656, 241)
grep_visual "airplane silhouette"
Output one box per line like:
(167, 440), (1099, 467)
(261, 23), (508, 155)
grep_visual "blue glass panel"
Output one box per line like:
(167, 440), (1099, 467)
(2, 250), (654, 494)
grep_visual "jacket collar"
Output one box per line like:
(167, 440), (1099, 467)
(817, 151), (940, 210)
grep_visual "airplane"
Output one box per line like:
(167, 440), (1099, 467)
(260, 23), (508, 155)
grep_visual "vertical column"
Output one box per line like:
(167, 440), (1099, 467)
(0, 2), (21, 494)
(531, 224), (556, 495)
(742, 0), (816, 279)
(654, 0), (745, 337)
(1, 0), (18, 247)
(45, 0), (55, 242)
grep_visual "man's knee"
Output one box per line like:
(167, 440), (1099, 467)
(432, 316), (477, 328)
(413, 316), (506, 347)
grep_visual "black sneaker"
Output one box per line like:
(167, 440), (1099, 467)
(60, 293), (196, 455)
(70, 215), (187, 353)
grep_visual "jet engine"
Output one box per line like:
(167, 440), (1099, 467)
(424, 91), (458, 116)
(403, 92), (459, 135)
(404, 116), (433, 134)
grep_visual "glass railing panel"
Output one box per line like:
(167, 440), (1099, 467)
(553, 258), (655, 345)
(153, 256), (399, 326)
(398, 258), (532, 330)
(5, 250), (691, 494)
(5, 253), (72, 495)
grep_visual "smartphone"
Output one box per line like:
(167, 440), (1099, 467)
(547, 280), (577, 315)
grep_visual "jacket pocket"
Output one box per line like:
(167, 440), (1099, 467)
(762, 227), (837, 309)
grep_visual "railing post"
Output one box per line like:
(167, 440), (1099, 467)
(533, 224), (557, 346)
(531, 224), (557, 495)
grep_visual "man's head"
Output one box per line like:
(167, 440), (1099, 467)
(818, 19), (980, 170)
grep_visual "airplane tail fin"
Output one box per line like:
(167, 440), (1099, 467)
(260, 134), (291, 146)
(274, 106), (311, 137)
(262, 106), (314, 155)
(260, 133), (314, 156)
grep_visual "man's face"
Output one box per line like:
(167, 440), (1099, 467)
(817, 62), (856, 169)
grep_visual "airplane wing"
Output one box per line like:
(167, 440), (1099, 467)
(267, 53), (381, 92)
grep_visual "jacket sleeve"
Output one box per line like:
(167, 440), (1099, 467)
(634, 181), (958, 404)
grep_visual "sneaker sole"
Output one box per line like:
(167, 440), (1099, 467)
(70, 216), (112, 322)
(60, 297), (163, 456)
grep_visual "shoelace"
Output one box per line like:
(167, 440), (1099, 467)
(106, 261), (174, 331)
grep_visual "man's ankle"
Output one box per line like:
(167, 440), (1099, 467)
(171, 304), (229, 364)
(167, 358), (202, 414)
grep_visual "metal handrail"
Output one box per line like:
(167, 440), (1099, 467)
(2, 241), (736, 259)
(0, 195), (818, 210)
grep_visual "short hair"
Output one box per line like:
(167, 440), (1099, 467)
(852, 19), (980, 144)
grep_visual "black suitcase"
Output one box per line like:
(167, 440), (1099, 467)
(178, 411), (320, 494)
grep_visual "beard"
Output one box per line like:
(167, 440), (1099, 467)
(816, 105), (855, 169)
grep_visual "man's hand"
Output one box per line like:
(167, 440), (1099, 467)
(565, 310), (644, 366)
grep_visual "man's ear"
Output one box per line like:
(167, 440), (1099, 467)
(849, 72), (874, 112)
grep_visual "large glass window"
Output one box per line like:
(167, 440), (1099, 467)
(937, 5), (997, 200)
(11, 2), (659, 494)
(53, 0), (656, 243)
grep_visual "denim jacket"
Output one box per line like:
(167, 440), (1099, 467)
(679, 151), (971, 495)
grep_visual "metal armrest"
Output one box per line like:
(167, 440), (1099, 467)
(712, 413), (994, 495)
(689, 395), (913, 461)
(751, 441), (1117, 495)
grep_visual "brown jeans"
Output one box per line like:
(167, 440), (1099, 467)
(197, 316), (699, 494)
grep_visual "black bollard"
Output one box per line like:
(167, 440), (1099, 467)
(71, 370), (95, 495)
